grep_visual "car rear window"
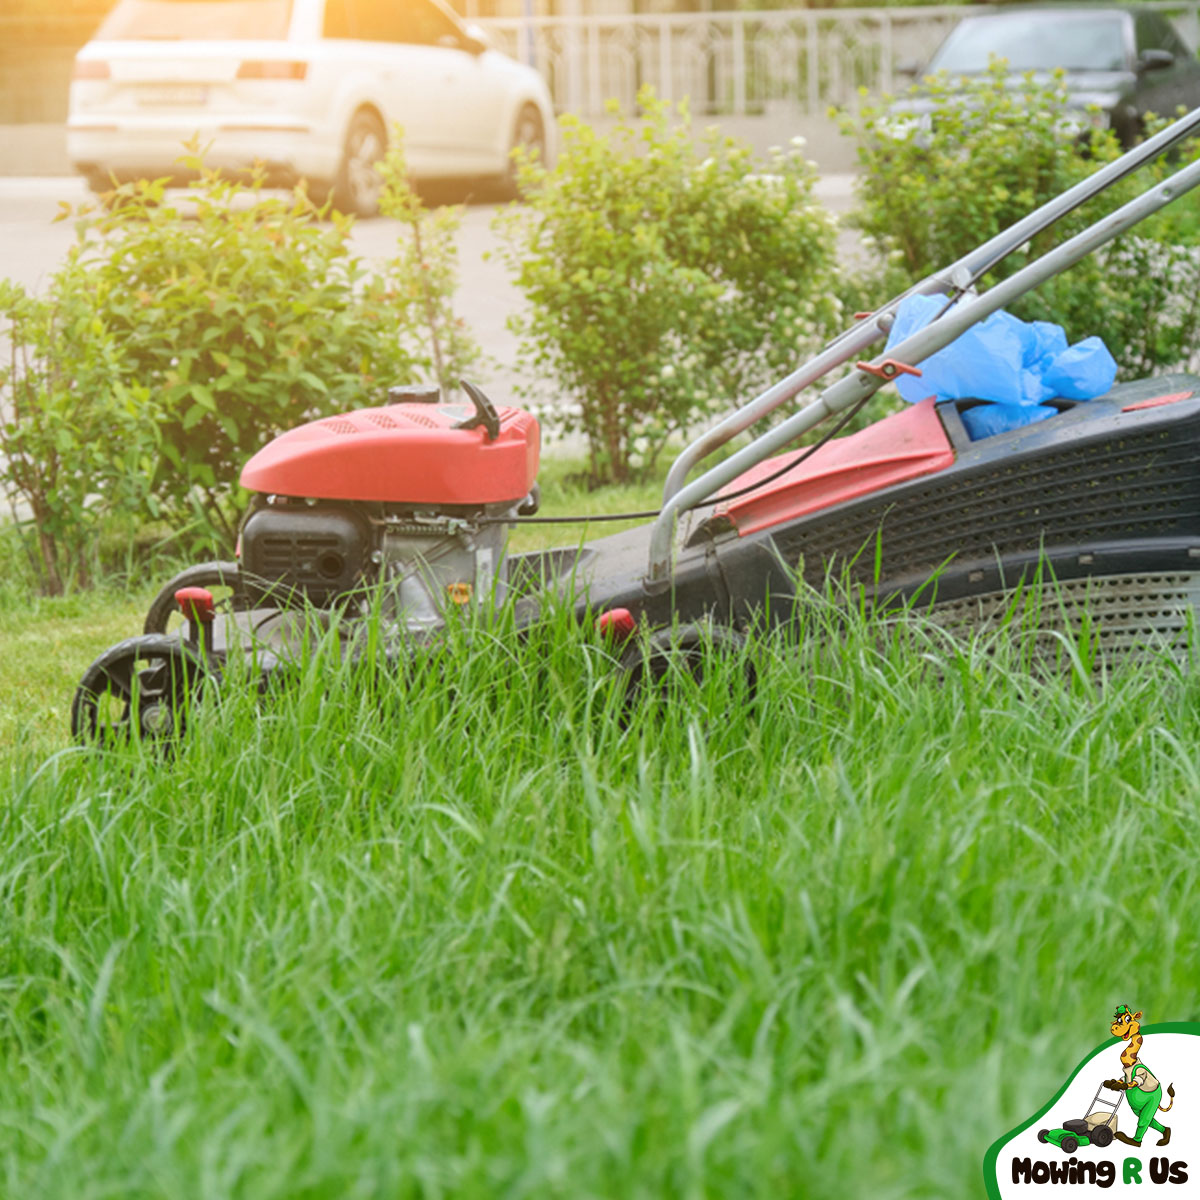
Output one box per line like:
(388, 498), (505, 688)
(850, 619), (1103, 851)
(94, 0), (293, 41)
(929, 13), (1128, 74)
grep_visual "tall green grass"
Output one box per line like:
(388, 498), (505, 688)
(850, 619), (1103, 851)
(3, 576), (1199, 1198)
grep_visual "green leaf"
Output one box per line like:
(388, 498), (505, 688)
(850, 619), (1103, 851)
(190, 384), (216, 412)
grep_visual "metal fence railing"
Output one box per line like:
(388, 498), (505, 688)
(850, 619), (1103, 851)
(5, 3), (1200, 125)
(477, 3), (1200, 119)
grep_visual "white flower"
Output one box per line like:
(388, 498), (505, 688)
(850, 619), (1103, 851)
(791, 135), (807, 148)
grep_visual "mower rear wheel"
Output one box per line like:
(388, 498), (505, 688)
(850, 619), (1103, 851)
(71, 634), (208, 747)
(616, 623), (756, 719)
(144, 561), (250, 636)
(1092, 1125), (1114, 1148)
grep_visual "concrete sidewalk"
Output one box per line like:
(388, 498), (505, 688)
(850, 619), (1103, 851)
(0, 125), (71, 177)
(0, 109), (857, 178)
(0, 170), (856, 205)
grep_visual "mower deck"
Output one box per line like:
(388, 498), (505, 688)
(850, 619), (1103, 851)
(518, 373), (1200, 656)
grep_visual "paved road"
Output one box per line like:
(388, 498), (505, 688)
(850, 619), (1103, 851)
(0, 172), (857, 415)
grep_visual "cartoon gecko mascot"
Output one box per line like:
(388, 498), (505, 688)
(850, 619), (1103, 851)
(1103, 1005), (1176, 1147)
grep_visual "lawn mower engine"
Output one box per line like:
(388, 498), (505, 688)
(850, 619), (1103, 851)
(237, 383), (540, 631)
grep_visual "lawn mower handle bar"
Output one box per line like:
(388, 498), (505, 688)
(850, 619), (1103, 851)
(660, 104), (1200, 512)
(646, 137), (1200, 585)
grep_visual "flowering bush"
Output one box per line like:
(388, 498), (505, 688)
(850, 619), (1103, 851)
(841, 64), (1200, 378)
(496, 87), (841, 484)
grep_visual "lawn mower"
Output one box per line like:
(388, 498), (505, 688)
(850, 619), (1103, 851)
(70, 106), (1200, 743)
(1039, 1081), (1124, 1154)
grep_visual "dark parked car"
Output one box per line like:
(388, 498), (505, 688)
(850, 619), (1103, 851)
(890, 5), (1200, 146)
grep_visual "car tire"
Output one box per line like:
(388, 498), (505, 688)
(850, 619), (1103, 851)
(501, 102), (545, 199)
(80, 167), (112, 196)
(332, 109), (387, 218)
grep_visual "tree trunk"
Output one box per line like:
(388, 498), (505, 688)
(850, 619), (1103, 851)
(30, 498), (63, 596)
(599, 393), (628, 484)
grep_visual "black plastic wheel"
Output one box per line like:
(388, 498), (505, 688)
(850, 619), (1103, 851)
(616, 623), (756, 719)
(71, 635), (207, 747)
(1060, 1136), (1078, 1154)
(143, 561), (251, 636)
(1092, 1125), (1114, 1148)
(333, 109), (387, 217)
(1037, 1129), (1049, 1144)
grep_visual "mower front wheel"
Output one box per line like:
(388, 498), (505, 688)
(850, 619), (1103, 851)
(1060, 1136), (1079, 1154)
(71, 634), (210, 747)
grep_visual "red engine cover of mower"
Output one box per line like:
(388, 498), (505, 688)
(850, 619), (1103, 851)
(240, 401), (540, 506)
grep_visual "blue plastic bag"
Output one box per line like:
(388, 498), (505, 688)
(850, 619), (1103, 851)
(883, 294), (1117, 408)
(1042, 337), (1118, 400)
(959, 403), (1058, 441)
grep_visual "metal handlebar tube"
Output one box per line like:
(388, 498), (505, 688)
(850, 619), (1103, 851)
(646, 149), (1200, 585)
(660, 309), (897, 503)
(947, 104), (1200, 294)
(661, 104), (1200, 509)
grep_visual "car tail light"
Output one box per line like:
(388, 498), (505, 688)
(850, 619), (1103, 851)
(73, 60), (111, 81)
(236, 60), (307, 81)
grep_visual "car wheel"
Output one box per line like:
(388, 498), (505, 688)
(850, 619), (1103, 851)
(502, 103), (545, 199)
(80, 167), (112, 195)
(333, 109), (387, 217)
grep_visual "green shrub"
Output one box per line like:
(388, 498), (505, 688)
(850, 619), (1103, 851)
(66, 156), (441, 543)
(1, 145), (476, 592)
(496, 87), (841, 485)
(0, 274), (161, 595)
(841, 64), (1200, 378)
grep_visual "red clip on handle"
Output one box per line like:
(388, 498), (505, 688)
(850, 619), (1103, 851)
(856, 358), (922, 381)
(175, 587), (216, 625)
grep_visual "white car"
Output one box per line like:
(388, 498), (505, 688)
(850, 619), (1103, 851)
(67, 0), (555, 214)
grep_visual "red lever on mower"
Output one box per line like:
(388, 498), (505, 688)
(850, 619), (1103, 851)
(598, 608), (638, 642)
(175, 587), (216, 652)
(176, 587), (215, 623)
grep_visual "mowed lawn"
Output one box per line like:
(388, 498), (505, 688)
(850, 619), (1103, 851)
(3, 485), (1200, 1197)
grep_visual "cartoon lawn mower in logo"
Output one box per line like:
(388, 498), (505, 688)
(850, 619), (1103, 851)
(1038, 1082), (1123, 1154)
(1038, 1005), (1176, 1154)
